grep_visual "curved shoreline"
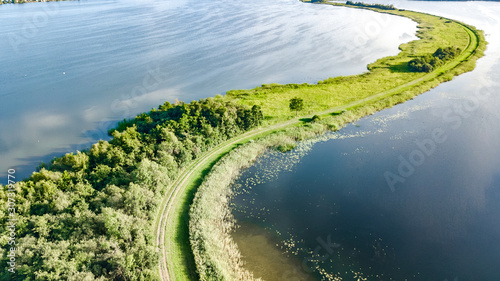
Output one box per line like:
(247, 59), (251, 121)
(170, 3), (487, 281)
(0, 1), (486, 280)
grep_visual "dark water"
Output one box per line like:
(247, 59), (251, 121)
(231, 1), (500, 280)
(0, 0), (416, 179)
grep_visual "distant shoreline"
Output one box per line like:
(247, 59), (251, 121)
(1, 0), (71, 5)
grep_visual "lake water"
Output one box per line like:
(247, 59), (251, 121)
(2, 0), (499, 279)
(0, 0), (416, 179)
(231, 1), (500, 281)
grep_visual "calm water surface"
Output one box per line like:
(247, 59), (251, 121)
(0, 0), (416, 179)
(2, 0), (499, 279)
(231, 1), (500, 280)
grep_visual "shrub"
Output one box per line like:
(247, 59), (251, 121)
(408, 46), (461, 72)
(311, 115), (321, 122)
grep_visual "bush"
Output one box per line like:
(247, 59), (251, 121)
(276, 143), (296, 153)
(0, 97), (265, 280)
(346, 1), (396, 10)
(433, 46), (461, 60)
(311, 115), (321, 122)
(408, 46), (461, 72)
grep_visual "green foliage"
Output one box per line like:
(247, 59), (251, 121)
(0, 97), (263, 280)
(190, 127), (335, 281)
(408, 55), (439, 72)
(311, 115), (321, 122)
(289, 97), (304, 116)
(433, 46), (461, 60)
(0, 3), (486, 281)
(345, 1), (396, 10)
(187, 7), (486, 281)
(276, 143), (296, 153)
(409, 46), (461, 72)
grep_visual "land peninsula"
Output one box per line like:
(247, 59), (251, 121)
(1, 0), (64, 4)
(188, 2), (486, 281)
(0, 1), (485, 281)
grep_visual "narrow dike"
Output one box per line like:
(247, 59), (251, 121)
(162, 3), (486, 281)
(0, 2), (485, 281)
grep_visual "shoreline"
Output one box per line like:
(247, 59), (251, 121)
(1, 0), (70, 4)
(0, 1), (486, 280)
(185, 2), (486, 281)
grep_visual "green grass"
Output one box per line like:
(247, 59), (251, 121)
(164, 145), (238, 280)
(158, 3), (486, 281)
(190, 127), (328, 281)
(157, 127), (291, 281)
(226, 4), (484, 123)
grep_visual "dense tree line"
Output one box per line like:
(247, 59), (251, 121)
(289, 97), (304, 116)
(0, 97), (263, 280)
(409, 46), (461, 72)
(1, 0), (62, 3)
(345, 1), (396, 10)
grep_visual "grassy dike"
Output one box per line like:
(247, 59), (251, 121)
(158, 2), (486, 281)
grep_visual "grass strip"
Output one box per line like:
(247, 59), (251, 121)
(157, 2), (486, 281)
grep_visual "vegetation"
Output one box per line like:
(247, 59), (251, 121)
(187, 3), (487, 281)
(188, 106), (406, 281)
(345, 1), (396, 10)
(189, 126), (327, 281)
(226, 5), (485, 124)
(0, 2), (487, 281)
(1, 0), (66, 4)
(0, 98), (262, 280)
(289, 97), (304, 116)
(409, 47), (462, 72)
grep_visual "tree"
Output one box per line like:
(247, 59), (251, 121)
(2, 96), (265, 280)
(409, 46), (461, 73)
(289, 97), (304, 116)
(251, 105), (264, 126)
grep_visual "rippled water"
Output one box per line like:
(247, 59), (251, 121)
(231, 1), (500, 280)
(0, 0), (416, 179)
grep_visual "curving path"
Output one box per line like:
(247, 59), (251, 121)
(156, 5), (481, 281)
